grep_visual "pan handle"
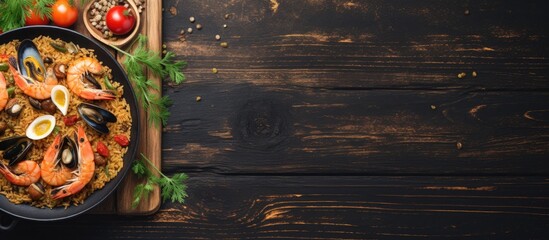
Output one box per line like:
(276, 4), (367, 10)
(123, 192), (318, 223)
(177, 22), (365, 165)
(0, 213), (18, 231)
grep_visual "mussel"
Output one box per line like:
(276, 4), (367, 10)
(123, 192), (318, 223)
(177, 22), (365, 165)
(0, 136), (33, 166)
(58, 135), (78, 169)
(77, 103), (117, 134)
(17, 39), (46, 82)
(84, 72), (102, 89)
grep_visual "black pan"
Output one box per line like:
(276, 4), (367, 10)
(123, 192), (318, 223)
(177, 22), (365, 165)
(0, 26), (140, 230)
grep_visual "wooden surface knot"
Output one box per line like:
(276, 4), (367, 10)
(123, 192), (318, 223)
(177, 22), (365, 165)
(235, 99), (291, 150)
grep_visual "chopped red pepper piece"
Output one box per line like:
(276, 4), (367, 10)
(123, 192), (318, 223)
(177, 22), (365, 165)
(114, 135), (129, 147)
(63, 115), (78, 126)
(96, 141), (109, 157)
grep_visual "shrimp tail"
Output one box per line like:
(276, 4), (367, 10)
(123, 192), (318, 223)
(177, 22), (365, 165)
(79, 88), (116, 100)
(0, 163), (15, 183)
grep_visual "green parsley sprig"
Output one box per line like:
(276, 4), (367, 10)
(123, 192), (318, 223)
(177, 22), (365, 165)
(110, 34), (187, 127)
(0, 0), (54, 32)
(131, 154), (188, 209)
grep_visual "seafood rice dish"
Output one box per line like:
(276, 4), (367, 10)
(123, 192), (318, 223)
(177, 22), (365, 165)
(0, 36), (132, 208)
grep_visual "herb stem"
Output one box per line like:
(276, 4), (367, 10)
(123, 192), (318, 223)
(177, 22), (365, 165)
(139, 153), (167, 179)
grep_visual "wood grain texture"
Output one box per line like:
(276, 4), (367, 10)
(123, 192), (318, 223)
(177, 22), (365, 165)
(164, 0), (548, 89)
(163, 88), (549, 175)
(115, 0), (162, 215)
(160, 0), (549, 175)
(5, 0), (549, 238)
(4, 175), (549, 239)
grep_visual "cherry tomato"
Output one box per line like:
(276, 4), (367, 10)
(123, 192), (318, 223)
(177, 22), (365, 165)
(114, 135), (130, 147)
(25, 8), (50, 26)
(51, 0), (78, 28)
(96, 141), (109, 157)
(106, 6), (136, 35)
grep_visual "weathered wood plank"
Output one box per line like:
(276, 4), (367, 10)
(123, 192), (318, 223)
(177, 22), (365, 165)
(158, 0), (549, 175)
(5, 175), (549, 239)
(162, 87), (549, 174)
(116, 0), (163, 216)
(163, 0), (548, 89)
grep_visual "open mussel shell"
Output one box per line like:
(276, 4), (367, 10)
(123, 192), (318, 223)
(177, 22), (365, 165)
(58, 135), (78, 169)
(0, 136), (33, 166)
(77, 103), (117, 134)
(18, 39), (46, 82)
(84, 72), (102, 89)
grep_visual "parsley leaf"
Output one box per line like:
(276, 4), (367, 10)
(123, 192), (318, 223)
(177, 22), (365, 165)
(131, 154), (188, 209)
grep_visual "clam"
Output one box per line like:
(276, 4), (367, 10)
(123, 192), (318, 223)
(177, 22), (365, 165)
(0, 136), (33, 166)
(5, 98), (22, 117)
(28, 182), (45, 200)
(53, 63), (67, 79)
(77, 103), (117, 134)
(28, 97), (57, 115)
(17, 39), (46, 82)
(58, 135), (78, 169)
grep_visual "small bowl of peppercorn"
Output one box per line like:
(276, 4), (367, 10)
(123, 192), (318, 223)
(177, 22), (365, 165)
(83, 0), (142, 48)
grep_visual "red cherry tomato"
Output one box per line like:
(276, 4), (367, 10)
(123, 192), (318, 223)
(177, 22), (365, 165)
(51, 0), (78, 28)
(106, 6), (136, 35)
(25, 8), (50, 26)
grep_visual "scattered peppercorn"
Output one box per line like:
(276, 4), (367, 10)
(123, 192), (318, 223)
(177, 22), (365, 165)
(215, 34), (221, 40)
(472, 71), (477, 77)
(223, 24), (228, 28)
(456, 142), (463, 150)
(187, 27), (193, 34)
(189, 16), (195, 23)
(196, 96), (202, 102)
(430, 105), (437, 110)
(457, 72), (466, 79)
(224, 13), (230, 19)
(196, 24), (202, 30)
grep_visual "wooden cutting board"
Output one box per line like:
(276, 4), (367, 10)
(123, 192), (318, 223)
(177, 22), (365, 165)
(77, 0), (162, 215)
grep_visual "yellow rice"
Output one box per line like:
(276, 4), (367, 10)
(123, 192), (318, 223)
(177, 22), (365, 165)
(0, 36), (132, 208)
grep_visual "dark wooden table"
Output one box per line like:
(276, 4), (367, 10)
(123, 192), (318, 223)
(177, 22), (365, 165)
(4, 0), (549, 238)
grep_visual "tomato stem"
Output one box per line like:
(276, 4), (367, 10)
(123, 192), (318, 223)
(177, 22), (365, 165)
(123, 9), (133, 17)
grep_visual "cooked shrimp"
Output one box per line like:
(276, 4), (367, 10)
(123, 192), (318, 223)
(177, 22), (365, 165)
(0, 72), (9, 110)
(66, 57), (115, 100)
(41, 134), (72, 187)
(8, 56), (58, 100)
(53, 125), (95, 199)
(0, 160), (41, 187)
